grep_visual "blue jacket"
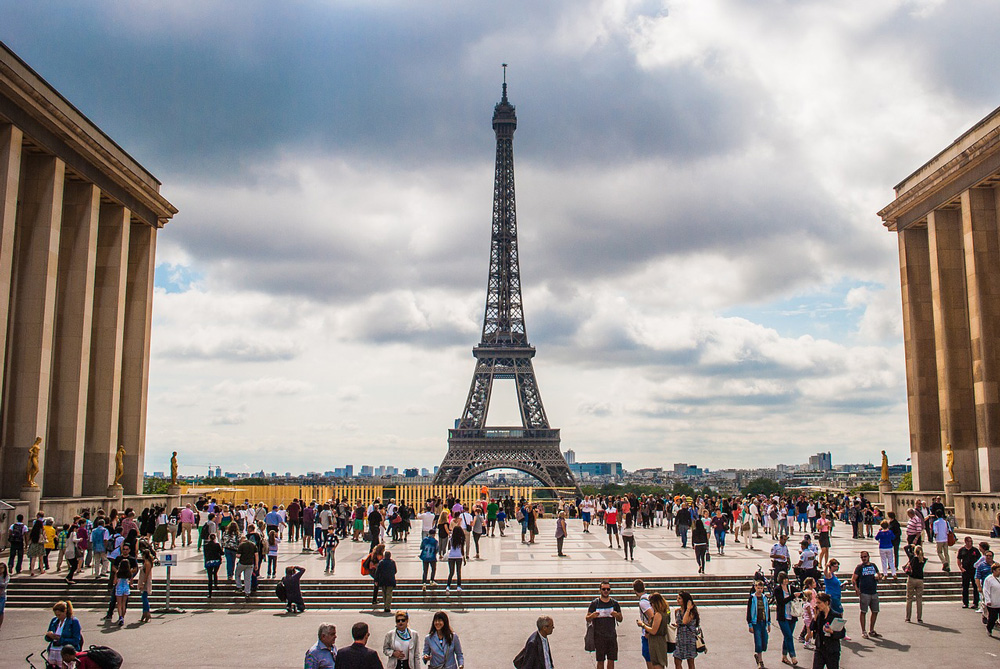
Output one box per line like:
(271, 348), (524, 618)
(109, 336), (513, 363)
(746, 594), (770, 627)
(45, 616), (83, 651)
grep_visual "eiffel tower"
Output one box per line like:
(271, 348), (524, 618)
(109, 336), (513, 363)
(434, 69), (577, 490)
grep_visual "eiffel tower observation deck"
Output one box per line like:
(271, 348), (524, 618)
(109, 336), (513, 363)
(434, 68), (577, 491)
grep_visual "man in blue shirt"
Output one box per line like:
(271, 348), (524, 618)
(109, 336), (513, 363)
(304, 623), (337, 669)
(265, 506), (283, 537)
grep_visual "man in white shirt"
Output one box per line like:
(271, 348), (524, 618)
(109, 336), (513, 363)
(418, 509), (436, 538)
(983, 563), (1000, 636)
(633, 580), (653, 669)
(932, 511), (952, 572)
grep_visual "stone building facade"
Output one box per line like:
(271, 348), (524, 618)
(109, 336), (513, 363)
(0, 41), (176, 502)
(879, 105), (1000, 529)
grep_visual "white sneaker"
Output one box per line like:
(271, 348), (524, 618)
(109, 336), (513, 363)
(445, 587), (450, 592)
(457, 586), (463, 591)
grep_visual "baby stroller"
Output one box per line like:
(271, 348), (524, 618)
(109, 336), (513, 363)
(26, 645), (123, 668)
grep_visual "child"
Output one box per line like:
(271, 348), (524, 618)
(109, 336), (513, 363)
(55, 524), (70, 572)
(323, 527), (339, 573)
(496, 508), (507, 537)
(266, 531), (280, 578)
(800, 587), (817, 650)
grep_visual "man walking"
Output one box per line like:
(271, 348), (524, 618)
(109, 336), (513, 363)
(336, 622), (384, 668)
(958, 536), (982, 609)
(304, 623), (337, 669)
(586, 580), (623, 669)
(932, 511), (952, 572)
(6, 514), (27, 574)
(235, 533), (258, 600)
(984, 563), (1000, 637)
(373, 550), (397, 612)
(633, 580), (653, 669)
(851, 551), (882, 639)
(513, 616), (556, 669)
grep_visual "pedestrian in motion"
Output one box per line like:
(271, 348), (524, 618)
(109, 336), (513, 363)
(513, 615), (555, 669)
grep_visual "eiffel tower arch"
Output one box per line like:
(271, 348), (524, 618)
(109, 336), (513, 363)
(434, 69), (577, 492)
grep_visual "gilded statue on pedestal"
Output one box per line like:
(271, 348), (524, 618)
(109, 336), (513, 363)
(880, 450), (889, 484)
(170, 451), (178, 485)
(945, 443), (955, 484)
(113, 443), (126, 486)
(25, 437), (42, 488)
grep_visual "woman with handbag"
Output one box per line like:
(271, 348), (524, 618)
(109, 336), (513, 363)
(903, 544), (926, 623)
(204, 533), (224, 598)
(423, 611), (464, 669)
(383, 610), (420, 669)
(773, 571), (801, 666)
(637, 592), (674, 669)
(673, 591), (700, 668)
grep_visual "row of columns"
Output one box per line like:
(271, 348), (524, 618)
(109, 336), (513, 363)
(899, 184), (1000, 493)
(0, 122), (156, 498)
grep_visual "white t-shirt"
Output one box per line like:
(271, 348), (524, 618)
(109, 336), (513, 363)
(419, 511), (436, 532)
(638, 593), (652, 638)
(932, 517), (950, 543)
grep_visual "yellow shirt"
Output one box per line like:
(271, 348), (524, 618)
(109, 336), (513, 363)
(44, 525), (56, 549)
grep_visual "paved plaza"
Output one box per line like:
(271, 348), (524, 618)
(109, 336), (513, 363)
(40, 517), (985, 581)
(3, 603), (998, 668)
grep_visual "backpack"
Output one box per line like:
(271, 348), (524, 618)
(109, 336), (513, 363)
(275, 580), (287, 602)
(361, 551), (374, 576)
(8, 522), (24, 546)
(86, 645), (123, 669)
(515, 509), (524, 522)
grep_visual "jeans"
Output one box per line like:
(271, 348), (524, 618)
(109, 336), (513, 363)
(751, 621), (769, 653)
(714, 530), (726, 550)
(7, 544), (23, 573)
(206, 562), (220, 595)
(556, 536), (565, 556)
(224, 549), (237, 579)
(422, 560), (437, 583)
(447, 558), (463, 588)
(778, 619), (796, 658)
(235, 563), (254, 595)
(267, 555), (277, 577)
(325, 548), (336, 571)
(679, 526), (689, 548)
(141, 591), (150, 613)
(694, 544), (707, 571)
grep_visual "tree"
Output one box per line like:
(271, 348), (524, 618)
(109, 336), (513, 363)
(741, 477), (784, 497)
(896, 472), (912, 491)
(143, 477), (169, 495)
(201, 476), (231, 486)
(850, 482), (878, 494)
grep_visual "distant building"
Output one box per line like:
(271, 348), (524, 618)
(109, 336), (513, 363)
(565, 449), (576, 465)
(215, 466), (222, 478)
(673, 463), (703, 477)
(808, 452), (833, 471)
(569, 462), (623, 478)
(152, 471), (164, 478)
(360, 465), (373, 477)
(345, 465), (354, 477)
(421, 468), (430, 477)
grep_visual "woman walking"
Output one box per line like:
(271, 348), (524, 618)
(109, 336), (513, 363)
(747, 579), (770, 669)
(384, 610), (420, 669)
(266, 530), (279, 578)
(113, 557), (132, 626)
(446, 526), (466, 592)
(816, 512), (832, 569)
(223, 523), (240, 581)
(903, 544), (926, 623)
(137, 545), (154, 623)
(637, 592), (674, 669)
(436, 509), (451, 560)
(773, 571), (800, 666)
(471, 508), (485, 559)
(692, 512), (709, 574)
(204, 532), (224, 598)
(673, 591), (700, 669)
(622, 513), (636, 561)
(710, 510), (728, 555)
(423, 611), (464, 669)
(26, 519), (46, 576)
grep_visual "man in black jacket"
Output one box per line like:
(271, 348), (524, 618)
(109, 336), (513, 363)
(336, 622), (383, 669)
(373, 551), (397, 612)
(514, 616), (555, 669)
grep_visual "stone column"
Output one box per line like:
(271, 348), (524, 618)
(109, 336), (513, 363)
(962, 186), (1000, 493)
(927, 208), (979, 491)
(119, 223), (157, 495)
(45, 182), (100, 496)
(0, 124), (22, 379)
(0, 154), (64, 499)
(82, 202), (130, 496)
(899, 226), (943, 491)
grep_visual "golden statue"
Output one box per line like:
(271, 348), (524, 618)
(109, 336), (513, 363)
(113, 443), (126, 486)
(25, 437), (41, 488)
(945, 443), (955, 484)
(880, 450), (889, 484)
(170, 451), (178, 485)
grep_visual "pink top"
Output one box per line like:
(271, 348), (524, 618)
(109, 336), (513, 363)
(179, 508), (196, 524)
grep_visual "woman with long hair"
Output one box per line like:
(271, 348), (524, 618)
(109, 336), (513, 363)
(223, 521), (240, 581)
(622, 512), (636, 560)
(904, 543), (927, 623)
(674, 591), (700, 668)
(436, 509), (451, 560)
(137, 546), (155, 623)
(446, 526), (465, 592)
(114, 555), (133, 626)
(773, 571), (800, 666)
(266, 530), (279, 578)
(203, 532), (224, 598)
(422, 611), (464, 669)
(27, 519), (46, 575)
(637, 592), (674, 669)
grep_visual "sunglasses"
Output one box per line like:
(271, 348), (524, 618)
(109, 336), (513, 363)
(600, 587), (611, 591)
(396, 618), (408, 623)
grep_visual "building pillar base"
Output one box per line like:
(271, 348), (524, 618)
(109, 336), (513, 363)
(167, 484), (182, 496)
(20, 486), (41, 519)
(106, 484), (124, 510)
(944, 481), (961, 507)
(879, 480), (892, 494)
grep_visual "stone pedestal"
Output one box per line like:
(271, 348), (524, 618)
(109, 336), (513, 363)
(167, 484), (182, 498)
(944, 481), (961, 507)
(20, 486), (41, 518)
(879, 480), (892, 494)
(106, 484), (124, 510)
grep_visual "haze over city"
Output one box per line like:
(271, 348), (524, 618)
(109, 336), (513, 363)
(4, 0), (999, 476)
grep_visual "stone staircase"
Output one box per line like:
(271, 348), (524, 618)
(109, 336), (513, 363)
(3, 572), (964, 611)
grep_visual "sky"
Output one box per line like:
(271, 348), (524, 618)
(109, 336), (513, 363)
(4, 0), (999, 477)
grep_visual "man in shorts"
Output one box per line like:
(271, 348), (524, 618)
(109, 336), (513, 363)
(605, 505), (620, 549)
(634, 579), (653, 669)
(851, 551), (883, 639)
(586, 580), (623, 669)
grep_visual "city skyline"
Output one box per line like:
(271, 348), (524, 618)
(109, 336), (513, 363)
(4, 2), (1000, 475)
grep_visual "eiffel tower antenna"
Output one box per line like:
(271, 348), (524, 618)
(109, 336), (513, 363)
(434, 73), (577, 492)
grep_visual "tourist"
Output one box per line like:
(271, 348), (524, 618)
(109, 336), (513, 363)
(235, 532), (258, 600)
(264, 505), (281, 539)
(514, 615), (555, 669)
(437, 509), (451, 559)
(691, 512), (709, 574)
(324, 527), (339, 573)
(902, 543), (926, 623)
(851, 551), (882, 638)
(710, 510), (727, 555)
(621, 513), (635, 561)
(178, 504), (195, 547)
(496, 503), (508, 537)
(423, 611), (464, 669)
(418, 505), (437, 539)
(27, 519), (46, 575)
(606, 503), (622, 549)
(975, 549), (994, 610)
(202, 532), (223, 598)
(798, 583), (817, 650)
(905, 508), (922, 546)
(446, 526), (466, 592)
(887, 511), (902, 568)
(932, 510), (952, 572)
(957, 536), (982, 609)
(634, 579), (653, 669)
(816, 511), (831, 568)
(823, 560), (844, 619)
(384, 610), (420, 668)
(984, 563), (1000, 636)
(556, 510), (568, 558)
(637, 592), (673, 669)
(673, 591), (699, 668)
(6, 513), (26, 574)
(419, 530), (438, 589)
(586, 580), (623, 669)
(222, 522), (240, 581)
(302, 501), (316, 551)
(810, 592), (845, 668)
(747, 578), (770, 669)
(675, 504), (690, 549)
(528, 504), (540, 544)
(282, 565), (306, 613)
(45, 600), (83, 662)
(374, 550), (397, 612)
(265, 530), (279, 578)
(581, 496), (594, 533)
(305, 623), (338, 668)
(770, 535), (791, 581)
(112, 555), (133, 627)
(90, 519), (109, 578)
(874, 520), (896, 579)
(63, 520), (81, 584)
(0, 563), (8, 631)
(335, 621), (382, 669)
(773, 571), (800, 666)
(471, 507), (485, 558)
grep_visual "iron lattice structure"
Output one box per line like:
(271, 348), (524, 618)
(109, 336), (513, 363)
(435, 76), (577, 490)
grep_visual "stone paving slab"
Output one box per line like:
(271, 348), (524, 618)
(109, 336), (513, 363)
(14, 519), (985, 583)
(2, 602), (997, 668)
